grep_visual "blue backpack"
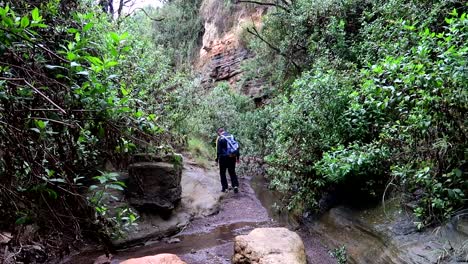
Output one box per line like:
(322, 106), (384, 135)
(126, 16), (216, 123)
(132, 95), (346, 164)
(222, 134), (239, 155)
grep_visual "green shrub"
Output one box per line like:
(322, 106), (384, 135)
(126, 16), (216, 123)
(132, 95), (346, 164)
(239, 0), (467, 224)
(0, 0), (193, 251)
(187, 137), (214, 167)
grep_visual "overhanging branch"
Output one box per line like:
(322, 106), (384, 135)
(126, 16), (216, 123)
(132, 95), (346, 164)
(126, 8), (164, 21)
(246, 26), (300, 71)
(236, 0), (290, 12)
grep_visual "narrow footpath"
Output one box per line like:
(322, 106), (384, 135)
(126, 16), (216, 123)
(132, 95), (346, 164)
(63, 160), (336, 264)
(110, 168), (336, 264)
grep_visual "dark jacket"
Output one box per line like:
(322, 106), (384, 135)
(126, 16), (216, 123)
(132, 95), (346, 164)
(216, 132), (240, 160)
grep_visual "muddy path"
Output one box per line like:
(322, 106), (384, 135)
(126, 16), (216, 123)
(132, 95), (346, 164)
(111, 173), (335, 264)
(62, 162), (336, 264)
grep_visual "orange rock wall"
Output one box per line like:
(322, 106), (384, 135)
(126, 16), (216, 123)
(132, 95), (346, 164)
(196, 1), (267, 98)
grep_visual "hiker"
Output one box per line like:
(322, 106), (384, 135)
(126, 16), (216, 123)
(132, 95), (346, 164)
(215, 128), (240, 193)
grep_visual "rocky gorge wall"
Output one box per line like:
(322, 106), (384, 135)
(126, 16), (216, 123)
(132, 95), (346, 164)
(196, 0), (267, 101)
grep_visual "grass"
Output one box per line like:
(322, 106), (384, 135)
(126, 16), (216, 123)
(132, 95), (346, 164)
(187, 137), (214, 168)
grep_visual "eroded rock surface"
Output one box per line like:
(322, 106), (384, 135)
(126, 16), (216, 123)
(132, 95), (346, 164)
(232, 227), (307, 264)
(308, 205), (468, 264)
(127, 161), (182, 213)
(197, 1), (268, 101)
(120, 254), (186, 264)
(112, 158), (223, 248)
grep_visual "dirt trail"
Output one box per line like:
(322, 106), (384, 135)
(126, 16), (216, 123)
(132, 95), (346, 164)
(112, 169), (335, 264)
(62, 161), (335, 264)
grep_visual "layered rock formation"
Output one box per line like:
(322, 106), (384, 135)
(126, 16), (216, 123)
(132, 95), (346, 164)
(127, 154), (183, 214)
(232, 227), (307, 264)
(197, 1), (267, 101)
(109, 156), (223, 248)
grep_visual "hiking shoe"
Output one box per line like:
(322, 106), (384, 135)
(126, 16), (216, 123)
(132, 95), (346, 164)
(233, 187), (239, 193)
(221, 189), (228, 193)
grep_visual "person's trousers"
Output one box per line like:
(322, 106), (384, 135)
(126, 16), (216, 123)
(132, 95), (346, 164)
(219, 156), (239, 190)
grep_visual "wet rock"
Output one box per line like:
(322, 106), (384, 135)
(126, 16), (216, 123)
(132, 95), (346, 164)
(167, 237), (181, 244)
(179, 162), (223, 218)
(93, 254), (112, 264)
(120, 254), (186, 264)
(308, 205), (468, 264)
(0, 232), (12, 244)
(127, 161), (182, 213)
(232, 227), (306, 264)
(112, 211), (191, 248)
(111, 157), (221, 248)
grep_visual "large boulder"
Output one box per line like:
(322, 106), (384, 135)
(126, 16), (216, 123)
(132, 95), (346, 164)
(120, 254), (186, 264)
(232, 227), (306, 264)
(127, 158), (182, 214)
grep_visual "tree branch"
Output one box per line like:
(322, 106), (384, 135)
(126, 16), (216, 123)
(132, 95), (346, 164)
(246, 26), (300, 71)
(126, 8), (164, 21)
(236, 0), (290, 12)
(0, 77), (67, 114)
(0, 27), (69, 63)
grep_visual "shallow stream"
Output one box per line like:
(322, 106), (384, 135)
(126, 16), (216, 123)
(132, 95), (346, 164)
(63, 173), (467, 264)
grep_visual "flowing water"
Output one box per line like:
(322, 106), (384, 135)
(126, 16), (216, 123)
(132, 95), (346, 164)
(62, 172), (467, 264)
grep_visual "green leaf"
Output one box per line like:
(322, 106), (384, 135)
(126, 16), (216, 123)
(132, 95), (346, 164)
(31, 22), (47, 28)
(83, 22), (94, 32)
(450, 8), (458, 17)
(86, 56), (103, 66)
(114, 181), (127, 187)
(20, 16), (30, 28)
(109, 32), (120, 43)
(67, 52), (77, 61)
(46, 189), (58, 199)
(35, 120), (47, 129)
(121, 86), (129, 96)
(75, 32), (81, 42)
(49, 178), (66, 183)
(31, 8), (40, 21)
(67, 28), (79, 34)
(15, 216), (30, 225)
(129, 214), (136, 222)
(93, 175), (106, 184)
(108, 184), (124, 191)
(105, 61), (118, 68)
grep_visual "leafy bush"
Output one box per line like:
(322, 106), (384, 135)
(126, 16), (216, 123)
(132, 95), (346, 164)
(187, 137), (214, 167)
(149, 0), (204, 67)
(264, 67), (353, 210)
(239, 0), (467, 224)
(178, 82), (254, 147)
(0, 0), (190, 257)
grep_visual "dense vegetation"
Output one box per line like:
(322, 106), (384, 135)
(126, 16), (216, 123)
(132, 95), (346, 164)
(0, 0), (194, 261)
(236, 0), (467, 228)
(181, 0), (467, 228)
(0, 0), (466, 262)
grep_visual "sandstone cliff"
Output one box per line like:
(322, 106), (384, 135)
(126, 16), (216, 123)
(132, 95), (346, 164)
(196, 0), (267, 101)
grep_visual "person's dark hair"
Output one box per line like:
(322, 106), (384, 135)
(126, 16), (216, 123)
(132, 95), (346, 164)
(217, 127), (225, 133)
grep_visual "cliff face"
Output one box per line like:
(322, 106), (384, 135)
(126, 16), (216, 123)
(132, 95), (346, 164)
(196, 1), (267, 100)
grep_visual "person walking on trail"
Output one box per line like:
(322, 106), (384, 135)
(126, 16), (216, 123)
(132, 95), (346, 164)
(215, 128), (240, 193)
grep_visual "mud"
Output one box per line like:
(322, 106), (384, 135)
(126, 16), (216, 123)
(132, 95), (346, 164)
(114, 174), (335, 264)
(62, 165), (335, 264)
